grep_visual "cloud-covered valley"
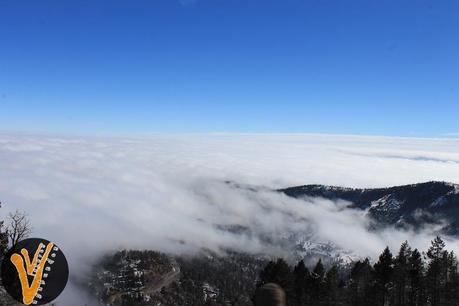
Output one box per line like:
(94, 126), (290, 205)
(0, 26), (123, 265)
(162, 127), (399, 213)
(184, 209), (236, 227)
(1, 133), (459, 304)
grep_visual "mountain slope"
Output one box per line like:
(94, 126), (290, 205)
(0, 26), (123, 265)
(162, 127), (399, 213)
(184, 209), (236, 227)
(280, 181), (459, 231)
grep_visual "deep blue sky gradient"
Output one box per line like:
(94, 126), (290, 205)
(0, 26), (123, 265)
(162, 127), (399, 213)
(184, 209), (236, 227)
(1, 0), (458, 136)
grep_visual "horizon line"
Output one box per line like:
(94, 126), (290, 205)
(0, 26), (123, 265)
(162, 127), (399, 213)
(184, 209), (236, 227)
(1, 129), (459, 141)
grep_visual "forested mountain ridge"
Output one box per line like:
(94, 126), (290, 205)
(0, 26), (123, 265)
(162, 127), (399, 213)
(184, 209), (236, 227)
(280, 181), (459, 231)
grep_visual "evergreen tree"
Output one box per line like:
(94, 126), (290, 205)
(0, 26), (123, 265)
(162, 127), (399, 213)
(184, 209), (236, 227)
(393, 241), (411, 306)
(348, 258), (374, 306)
(426, 236), (447, 305)
(258, 258), (292, 290)
(444, 251), (458, 305)
(310, 259), (326, 304)
(373, 247), (394, 306)
(292, 259), (310, 306)
(408, 248), (425, 306)
(313, 259), (325, 278)
(324, 265), (340, 306)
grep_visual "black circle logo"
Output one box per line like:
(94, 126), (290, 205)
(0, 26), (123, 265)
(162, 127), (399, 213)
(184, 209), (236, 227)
(1, 238), (69, 305)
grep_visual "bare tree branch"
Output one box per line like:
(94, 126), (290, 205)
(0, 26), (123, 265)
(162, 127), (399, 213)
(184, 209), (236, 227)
(7, 210), (32, 246)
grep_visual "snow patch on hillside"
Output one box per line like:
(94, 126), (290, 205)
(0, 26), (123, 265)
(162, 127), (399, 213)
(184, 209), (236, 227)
(451, 183), (459, 194)
(370, 195), (402, 212)
(295, 241), (360, 265)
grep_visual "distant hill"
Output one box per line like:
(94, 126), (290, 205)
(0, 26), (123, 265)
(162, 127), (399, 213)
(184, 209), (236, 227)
(280, 181), (459, 232)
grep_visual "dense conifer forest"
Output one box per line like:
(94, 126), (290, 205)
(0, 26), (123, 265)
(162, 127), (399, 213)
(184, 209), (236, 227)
(86, 237), (459, 306)
(259, 237), (459, 306)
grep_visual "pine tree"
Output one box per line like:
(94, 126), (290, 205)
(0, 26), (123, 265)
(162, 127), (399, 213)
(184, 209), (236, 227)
(313, 259), (325, 278)
(292, 259), (310, 305)
(373, 247), (394, 306)
(426, 236), (447, 305)
(444, 251), (459, 305)
(324, 265), (339, 306)
(393, 241), (411, 306)
(258, 258), (292, 290)
(348, 258), (374, 306)
(408, 248), (425, 306)
(310, 259), (326, 304)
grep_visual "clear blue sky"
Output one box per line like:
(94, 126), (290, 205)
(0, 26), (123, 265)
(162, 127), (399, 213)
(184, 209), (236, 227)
(1, 0), (458, 136)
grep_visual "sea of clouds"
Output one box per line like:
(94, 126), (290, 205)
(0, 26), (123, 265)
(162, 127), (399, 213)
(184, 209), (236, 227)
(1, 132), (459, 304)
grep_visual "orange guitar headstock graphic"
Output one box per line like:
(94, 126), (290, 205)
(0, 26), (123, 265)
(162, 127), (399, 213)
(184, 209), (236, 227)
(1, 238), (69, 305)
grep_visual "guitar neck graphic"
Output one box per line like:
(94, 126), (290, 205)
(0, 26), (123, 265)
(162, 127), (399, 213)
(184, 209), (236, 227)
(10, 242), (55, 305)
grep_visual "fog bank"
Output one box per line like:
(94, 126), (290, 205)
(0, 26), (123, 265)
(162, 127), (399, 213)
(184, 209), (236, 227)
(1, 133), (459, 304)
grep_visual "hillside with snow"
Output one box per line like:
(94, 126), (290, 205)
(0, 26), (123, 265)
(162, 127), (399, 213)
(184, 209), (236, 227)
(281, 181), (459, 232)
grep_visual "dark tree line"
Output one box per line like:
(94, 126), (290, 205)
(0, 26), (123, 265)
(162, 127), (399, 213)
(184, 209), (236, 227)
(258, 237), (459, 306)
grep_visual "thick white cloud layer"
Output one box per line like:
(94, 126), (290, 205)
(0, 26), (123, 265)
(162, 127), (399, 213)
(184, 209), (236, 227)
(1, 133), (459, 304)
